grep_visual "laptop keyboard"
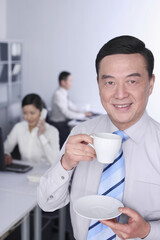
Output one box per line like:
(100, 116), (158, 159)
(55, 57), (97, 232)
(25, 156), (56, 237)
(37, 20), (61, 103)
(7, 163), (30, 170)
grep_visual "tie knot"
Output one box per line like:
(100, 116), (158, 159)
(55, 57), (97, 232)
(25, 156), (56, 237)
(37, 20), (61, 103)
(113, 130), (129, 143)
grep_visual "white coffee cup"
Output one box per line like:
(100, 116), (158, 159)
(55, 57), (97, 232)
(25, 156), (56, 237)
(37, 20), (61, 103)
(89, 132), (122, 164)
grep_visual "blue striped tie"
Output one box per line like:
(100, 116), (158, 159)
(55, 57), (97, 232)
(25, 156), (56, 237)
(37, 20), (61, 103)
(87, 130), (129, 240)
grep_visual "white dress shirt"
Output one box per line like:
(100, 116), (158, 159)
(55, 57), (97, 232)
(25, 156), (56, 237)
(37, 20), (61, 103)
(37, 111), (160, 240)
(50, 87), (85, 122)
(4, 121), (60, 165)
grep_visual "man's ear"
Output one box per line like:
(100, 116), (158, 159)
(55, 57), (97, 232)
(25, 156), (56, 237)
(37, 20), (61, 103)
(60, 79), (65, 87)
(96, 76), (99, 83)
(149, 74), (155, 96)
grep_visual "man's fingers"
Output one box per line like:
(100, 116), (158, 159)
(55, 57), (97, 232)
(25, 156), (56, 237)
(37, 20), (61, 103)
(119, 207), (139, 220)
(68, 134), (93, 145)
(63, 134), (96, 170)
(66, 134), (96, 158)
(68, 154), (94, 163)
(66, 144), (96, 159)
(100, 207), (150, 239)
(74, 142), (96, 156)
(101, 207), (138, 231)
(101, 219), (128, 233)
(100, 220), (118, 228)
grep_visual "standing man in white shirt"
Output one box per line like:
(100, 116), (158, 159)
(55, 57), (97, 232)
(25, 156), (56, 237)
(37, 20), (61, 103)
(50, 71), (92, 147)
(38, 36), (160, 240)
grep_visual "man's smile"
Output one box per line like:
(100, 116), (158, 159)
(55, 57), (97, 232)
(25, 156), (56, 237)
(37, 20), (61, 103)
(113, 103), (132, 109)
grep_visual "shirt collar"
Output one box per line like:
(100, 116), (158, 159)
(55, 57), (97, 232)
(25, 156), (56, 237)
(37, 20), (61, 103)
(125, 111), (149, 143)
(59, 87), (68, 96)
(24, 120), (38, 134)
(107, 111), (149, 143)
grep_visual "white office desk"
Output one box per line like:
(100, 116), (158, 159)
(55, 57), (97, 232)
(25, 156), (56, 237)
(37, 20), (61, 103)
(0, 189), (36, 237)
(0, 162), (66, 240)
(0, 162), (49, 194)
(0, 162), (49, 240)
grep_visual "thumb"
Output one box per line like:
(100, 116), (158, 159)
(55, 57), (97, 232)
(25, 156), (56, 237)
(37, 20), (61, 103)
(119, 207), (139, 219)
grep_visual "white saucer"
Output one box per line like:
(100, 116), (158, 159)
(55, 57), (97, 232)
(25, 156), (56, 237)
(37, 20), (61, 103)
(73, 195), (124, 220)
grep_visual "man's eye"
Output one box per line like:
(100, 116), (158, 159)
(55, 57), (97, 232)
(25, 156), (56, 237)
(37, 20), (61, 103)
(129, 80), (136, 84)
(106, 81), (114, 86)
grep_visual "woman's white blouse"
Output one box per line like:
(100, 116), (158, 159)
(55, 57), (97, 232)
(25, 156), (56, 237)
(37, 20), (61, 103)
(4, 121), (60, 165)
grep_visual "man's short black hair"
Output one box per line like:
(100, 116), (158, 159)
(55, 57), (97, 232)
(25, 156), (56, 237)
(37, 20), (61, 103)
(58, 71), (71, 85)
(96, 35), (154, 78)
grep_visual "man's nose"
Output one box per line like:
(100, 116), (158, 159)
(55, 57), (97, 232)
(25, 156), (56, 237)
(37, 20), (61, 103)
(114, 84), (128, 99)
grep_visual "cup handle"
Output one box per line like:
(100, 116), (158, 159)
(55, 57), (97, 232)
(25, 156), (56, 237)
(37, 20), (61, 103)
(88, 134), (94, 149)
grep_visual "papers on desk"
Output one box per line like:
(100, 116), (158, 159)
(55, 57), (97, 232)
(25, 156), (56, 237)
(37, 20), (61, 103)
(27, 172), (43, 183)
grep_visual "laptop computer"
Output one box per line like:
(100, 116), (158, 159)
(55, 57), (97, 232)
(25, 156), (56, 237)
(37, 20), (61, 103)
(0, 128), (33, 173)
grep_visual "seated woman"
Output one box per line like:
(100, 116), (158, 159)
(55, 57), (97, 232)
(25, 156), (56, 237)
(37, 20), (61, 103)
(4, 93), (60, 165)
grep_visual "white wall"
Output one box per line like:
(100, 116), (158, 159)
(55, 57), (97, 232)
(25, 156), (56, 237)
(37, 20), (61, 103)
(5, 0), (160, 120)
(0, 0), (6, 38)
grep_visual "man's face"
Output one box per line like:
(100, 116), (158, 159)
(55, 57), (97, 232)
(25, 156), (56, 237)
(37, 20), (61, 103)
(62, 75), (72, 90)
(98, 53), (155, 130)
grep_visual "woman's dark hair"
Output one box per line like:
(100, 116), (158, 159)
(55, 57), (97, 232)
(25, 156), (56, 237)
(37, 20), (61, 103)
(96, 35), (154, 78)
(22, 93), (44, 111)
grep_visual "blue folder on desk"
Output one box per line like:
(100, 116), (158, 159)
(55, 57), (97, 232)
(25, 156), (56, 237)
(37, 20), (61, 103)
(0, 128), (33, 173)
